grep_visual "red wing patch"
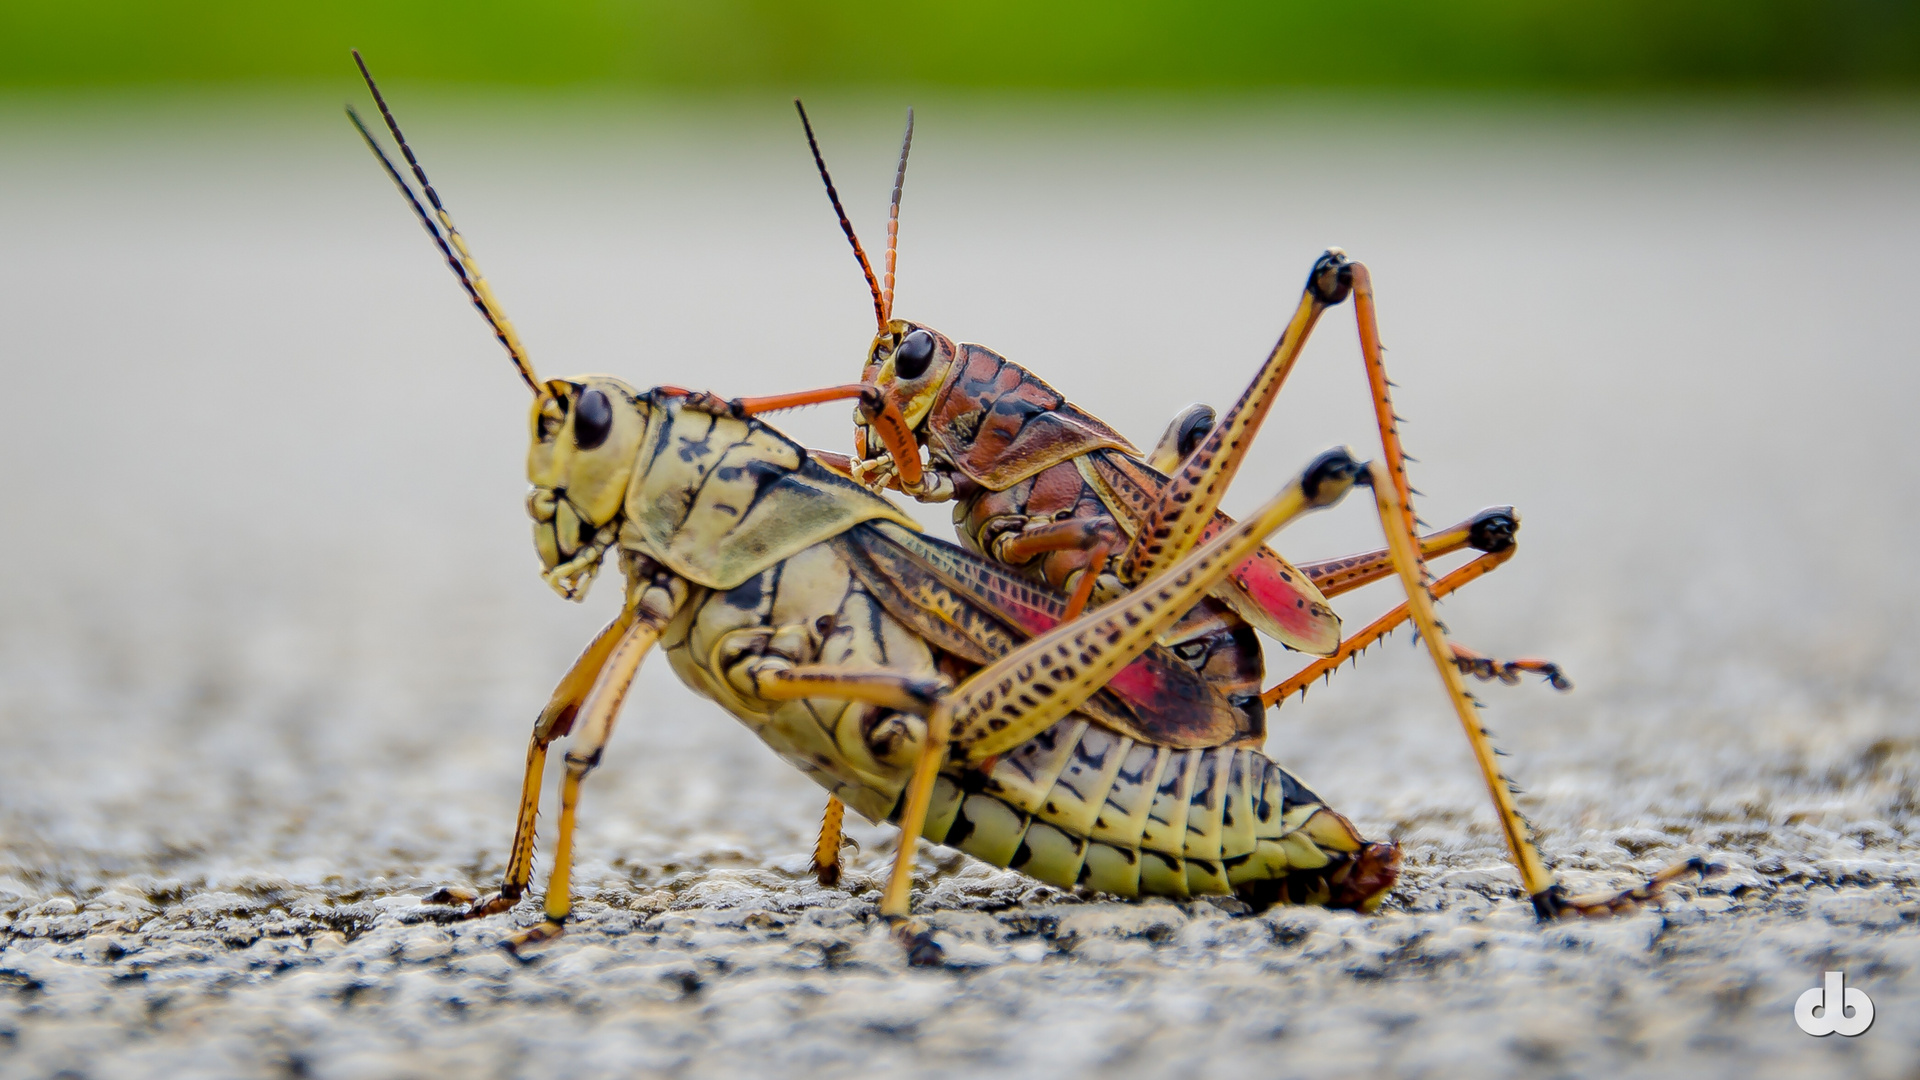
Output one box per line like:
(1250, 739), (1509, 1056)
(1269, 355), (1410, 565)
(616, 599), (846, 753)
(1085, 451), (1341, 656)
(838, 521), (1255, 748)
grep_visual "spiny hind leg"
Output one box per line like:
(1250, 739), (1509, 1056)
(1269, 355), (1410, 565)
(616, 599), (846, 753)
(1356, 467), (1719, 920)
(1120, 252), (1354, 584)
(425, 608), (636, 919)
(1361, 462), (1561, 911)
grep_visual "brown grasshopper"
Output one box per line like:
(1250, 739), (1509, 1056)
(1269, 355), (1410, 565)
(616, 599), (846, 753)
(346, 56), (1450, 961)
(779, 108), (1709, 920)
(796, 107), (1565, 707)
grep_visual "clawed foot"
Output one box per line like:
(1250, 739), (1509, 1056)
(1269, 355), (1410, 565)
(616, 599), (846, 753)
(423, 885), (520, 920)
(812, 855), (841, 888)
(1534, 857), (1721, 920)
(886, 916), (944, 967)
(811, 837), (859, 887)
(502, 920), (566, 956)
(850, 453), (897, 492)
(1450, 645), (1573, 691)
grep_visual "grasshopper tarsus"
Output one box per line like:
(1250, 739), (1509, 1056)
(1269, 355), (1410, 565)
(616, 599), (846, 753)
(501, 920), (565, 957)
(887, 916), (944, 967)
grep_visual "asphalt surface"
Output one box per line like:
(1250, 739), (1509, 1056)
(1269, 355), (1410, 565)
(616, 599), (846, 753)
(1, 93), (1916, 1078)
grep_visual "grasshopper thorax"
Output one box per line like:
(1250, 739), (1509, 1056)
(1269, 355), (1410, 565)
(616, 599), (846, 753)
(526, 376), (649, 600)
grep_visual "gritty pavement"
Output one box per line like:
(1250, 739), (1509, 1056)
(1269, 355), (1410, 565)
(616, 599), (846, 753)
(2, 93), (1917, 1078)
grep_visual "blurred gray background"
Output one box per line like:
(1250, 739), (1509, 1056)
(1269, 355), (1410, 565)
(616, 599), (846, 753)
(1, 93), (1917, 1077)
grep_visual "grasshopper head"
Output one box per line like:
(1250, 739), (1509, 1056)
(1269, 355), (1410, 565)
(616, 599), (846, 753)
(525, 376), (648, 600)
(855, 318), (957, 467)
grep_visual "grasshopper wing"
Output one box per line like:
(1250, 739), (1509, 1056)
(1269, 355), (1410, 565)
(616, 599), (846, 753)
(837, 520), (1257, 749)
(923, 343), (1139, 490)
(1080, 450), (1342, 657)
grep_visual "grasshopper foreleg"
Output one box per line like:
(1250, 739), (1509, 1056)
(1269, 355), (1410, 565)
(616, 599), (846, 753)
(427, 607), (637, 919)
(490, 577), (680, 954)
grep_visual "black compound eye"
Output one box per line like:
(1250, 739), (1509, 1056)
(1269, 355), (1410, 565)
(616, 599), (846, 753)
(894, 329), (936, 380)
(574, 389), (613, 451)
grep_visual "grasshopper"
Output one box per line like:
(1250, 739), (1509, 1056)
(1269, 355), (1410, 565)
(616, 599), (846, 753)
(346, 57), (1449, 960)
(780, 109), (1707, 920)
(796, 107), (1564, 705)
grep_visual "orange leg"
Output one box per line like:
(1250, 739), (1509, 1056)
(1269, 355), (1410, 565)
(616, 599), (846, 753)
(1120, 252), (1351, 585)
(1348, 263), (1419, 555)
(1061, 540), (1112, 621)
(1448, 645), (1572, 690)
(992, 518), (1108, 565)
(1301, 507), (1516, 599)
(1117, 254), (1423, 589)
(681, 383), (924, 490)
(1264, 546), (1573, 708)
(811, 795), (848, 887)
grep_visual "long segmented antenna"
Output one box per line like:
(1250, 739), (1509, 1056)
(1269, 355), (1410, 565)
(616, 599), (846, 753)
(882, 107), (914, 323)
(795, 100), (886, 329)
(350, 49), (541, 394)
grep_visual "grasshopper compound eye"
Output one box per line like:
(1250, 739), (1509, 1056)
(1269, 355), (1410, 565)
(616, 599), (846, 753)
(574, 389), (613, 450)
(895, 329), (935, 379)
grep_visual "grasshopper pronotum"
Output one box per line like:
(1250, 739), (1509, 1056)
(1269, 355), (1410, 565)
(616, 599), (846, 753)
(782, 109), (1709, 920)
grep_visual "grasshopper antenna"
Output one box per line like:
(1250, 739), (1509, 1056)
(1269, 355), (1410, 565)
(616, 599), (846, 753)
(795, 100), (885, 330)
(882, 107), (914, 323)
(350, 49), (541, 395)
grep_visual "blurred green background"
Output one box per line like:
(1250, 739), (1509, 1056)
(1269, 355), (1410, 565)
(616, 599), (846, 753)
(2, 0), (1916, 90)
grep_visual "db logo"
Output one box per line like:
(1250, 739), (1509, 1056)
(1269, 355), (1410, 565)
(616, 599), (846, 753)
(1795, 971), (1874, 1037)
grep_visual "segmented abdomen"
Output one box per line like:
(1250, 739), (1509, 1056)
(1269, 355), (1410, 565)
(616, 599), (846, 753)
(909, 718), (1369, 903)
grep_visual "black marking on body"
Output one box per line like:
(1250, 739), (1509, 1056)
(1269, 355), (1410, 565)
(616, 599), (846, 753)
(676, 428), (718, 462)
(722, 457), (800, 533)
(942, 805), (976, 848)
(851, 580), (890, 666)
(988, 393), (1047, 429)
(643, 398), (680, 474)
(1144, 850), (1181, 874)
(1072, 737), (1109, 769)
(1269, 761), (1323, 809)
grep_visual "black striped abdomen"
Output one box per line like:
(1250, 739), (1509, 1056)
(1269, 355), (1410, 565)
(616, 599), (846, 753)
(905, 719), (1372, 904)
